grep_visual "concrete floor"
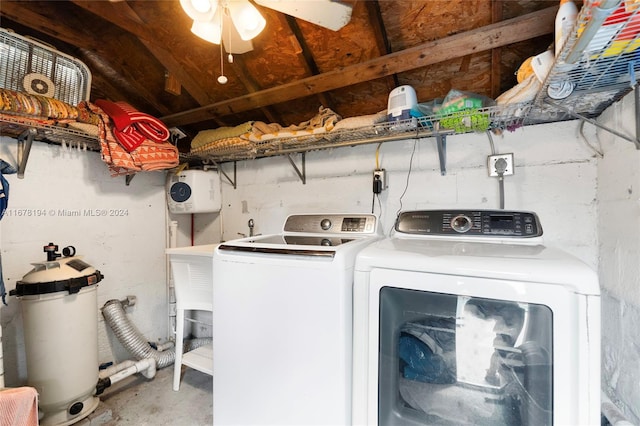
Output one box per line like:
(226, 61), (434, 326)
(79, 365), (212, 426)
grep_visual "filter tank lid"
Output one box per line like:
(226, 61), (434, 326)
(12, 255), (103, 297)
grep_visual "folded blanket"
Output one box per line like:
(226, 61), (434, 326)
(84, 101), (179, 176)
(332, 111), (388, 131)
(190, 136), (256, 157)
(190, 121), (254, 150)
(248, 106), (342, 142)
(94, 99), (170, 152)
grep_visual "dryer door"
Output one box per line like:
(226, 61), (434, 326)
(379, 287), (551, 425)
(352, 268), (600, 426)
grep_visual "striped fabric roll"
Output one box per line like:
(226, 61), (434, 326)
(94, 99), (170, 152)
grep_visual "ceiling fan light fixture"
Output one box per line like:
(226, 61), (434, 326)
(180, 0), (219, 21)
(228, 0), (266, 41)
(191, 18), (222, 44)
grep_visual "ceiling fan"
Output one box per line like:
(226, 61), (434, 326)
(254, 0), (354, 31)
(181, 0), (354, 54)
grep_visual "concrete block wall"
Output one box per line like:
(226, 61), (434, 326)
(0, 141), (169, 386)
(219, 120), (599, 269)
(596, 91), (640, 423)
(3, 103), (634, 421)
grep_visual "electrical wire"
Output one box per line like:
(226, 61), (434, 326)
(579, 119), (604, 158)
(486, 130), (497, 155)
(487, 130), (508, 209)
(499, 175), (505, 209)
(495, 157), (508, 210)
(375, 142), (382, 169)
(394, 139), (418, 229)
(373, 142), (383, 220)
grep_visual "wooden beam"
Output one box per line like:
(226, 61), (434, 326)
(364, 0), (398, 91)
(69, 0), (218, 110)
(138, 38), (215, 106)
(161, 6), (557, 127)
(282, 14), (334, 111)
(228, 56), (281, 124)
(1, 1), (169, 113)
(490, 0), (504, 99)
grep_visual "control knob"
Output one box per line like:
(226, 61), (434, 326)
(451, 214), (473, 233)
(320, 219), (332, 231)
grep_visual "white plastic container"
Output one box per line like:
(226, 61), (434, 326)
(555, 0), (578, 57)
(167, 170), (222, 214)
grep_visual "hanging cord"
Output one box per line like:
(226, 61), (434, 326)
(486, 130), (497, 155)
(486, 130), (507, 209)
(217, 6), (228, 84)
(494, 157), (508, 210)
(394, 139), (418, 233)
(372, 143), (383, 215)
(579, 119), (604, 158)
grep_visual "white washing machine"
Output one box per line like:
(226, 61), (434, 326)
(212, 213), (382, 425)
(352, 209), (601, 426)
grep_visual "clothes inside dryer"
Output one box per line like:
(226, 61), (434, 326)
(381, 287), (553, 425)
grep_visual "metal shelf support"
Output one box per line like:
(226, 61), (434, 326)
(286, 152), (306, 184)
(212, 160), (237, 189)
(436, 134), (447, 175)
(544, 99), (640, 149)
(17, 127), (36, 179)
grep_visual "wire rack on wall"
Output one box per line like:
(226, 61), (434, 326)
(533, 0), (640, 123)
(183, 102), (531, 164)
(0, 114), (101, 151)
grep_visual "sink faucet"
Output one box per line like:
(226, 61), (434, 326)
(238, 219), (256, 238)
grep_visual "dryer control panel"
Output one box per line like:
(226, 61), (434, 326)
(395, 210), (542, 237)
(283, 214), (378, 234)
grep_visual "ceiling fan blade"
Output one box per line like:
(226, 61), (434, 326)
(255, 0), (353, 31)
(222, 11), (254, 54)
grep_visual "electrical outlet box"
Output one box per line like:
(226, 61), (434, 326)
(373, 169), (387, 193)
(487, 153), (514, 177)
(169, 127), (187, 139)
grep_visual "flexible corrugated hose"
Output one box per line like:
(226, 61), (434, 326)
(101, 299), (210, 369)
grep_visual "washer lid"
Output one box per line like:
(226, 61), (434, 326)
(12, 256), (103, 296)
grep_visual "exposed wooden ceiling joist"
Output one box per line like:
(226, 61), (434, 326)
(162, 6), (556, 128)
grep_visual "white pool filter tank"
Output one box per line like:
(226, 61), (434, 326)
(10, 243), (103, 425)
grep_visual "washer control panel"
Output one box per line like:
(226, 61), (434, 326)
(284, 214), (378, 234)
(395, 210), (542, 237)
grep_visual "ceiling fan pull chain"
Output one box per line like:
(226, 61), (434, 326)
(217, 5), (228, 84)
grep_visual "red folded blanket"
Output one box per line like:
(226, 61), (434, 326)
(95, 99), (170, 152)
(83, 101), (179, 176)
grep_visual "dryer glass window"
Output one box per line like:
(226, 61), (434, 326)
(379, 287), (553, 425)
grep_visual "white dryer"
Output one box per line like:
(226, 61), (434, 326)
(352, 210), (600, 426)
(212, 213), (382, 425)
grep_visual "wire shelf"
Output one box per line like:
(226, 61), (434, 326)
(184, 103), (531, 163)
(535, 0), (640, 118)
(0, 114), (101, 151)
